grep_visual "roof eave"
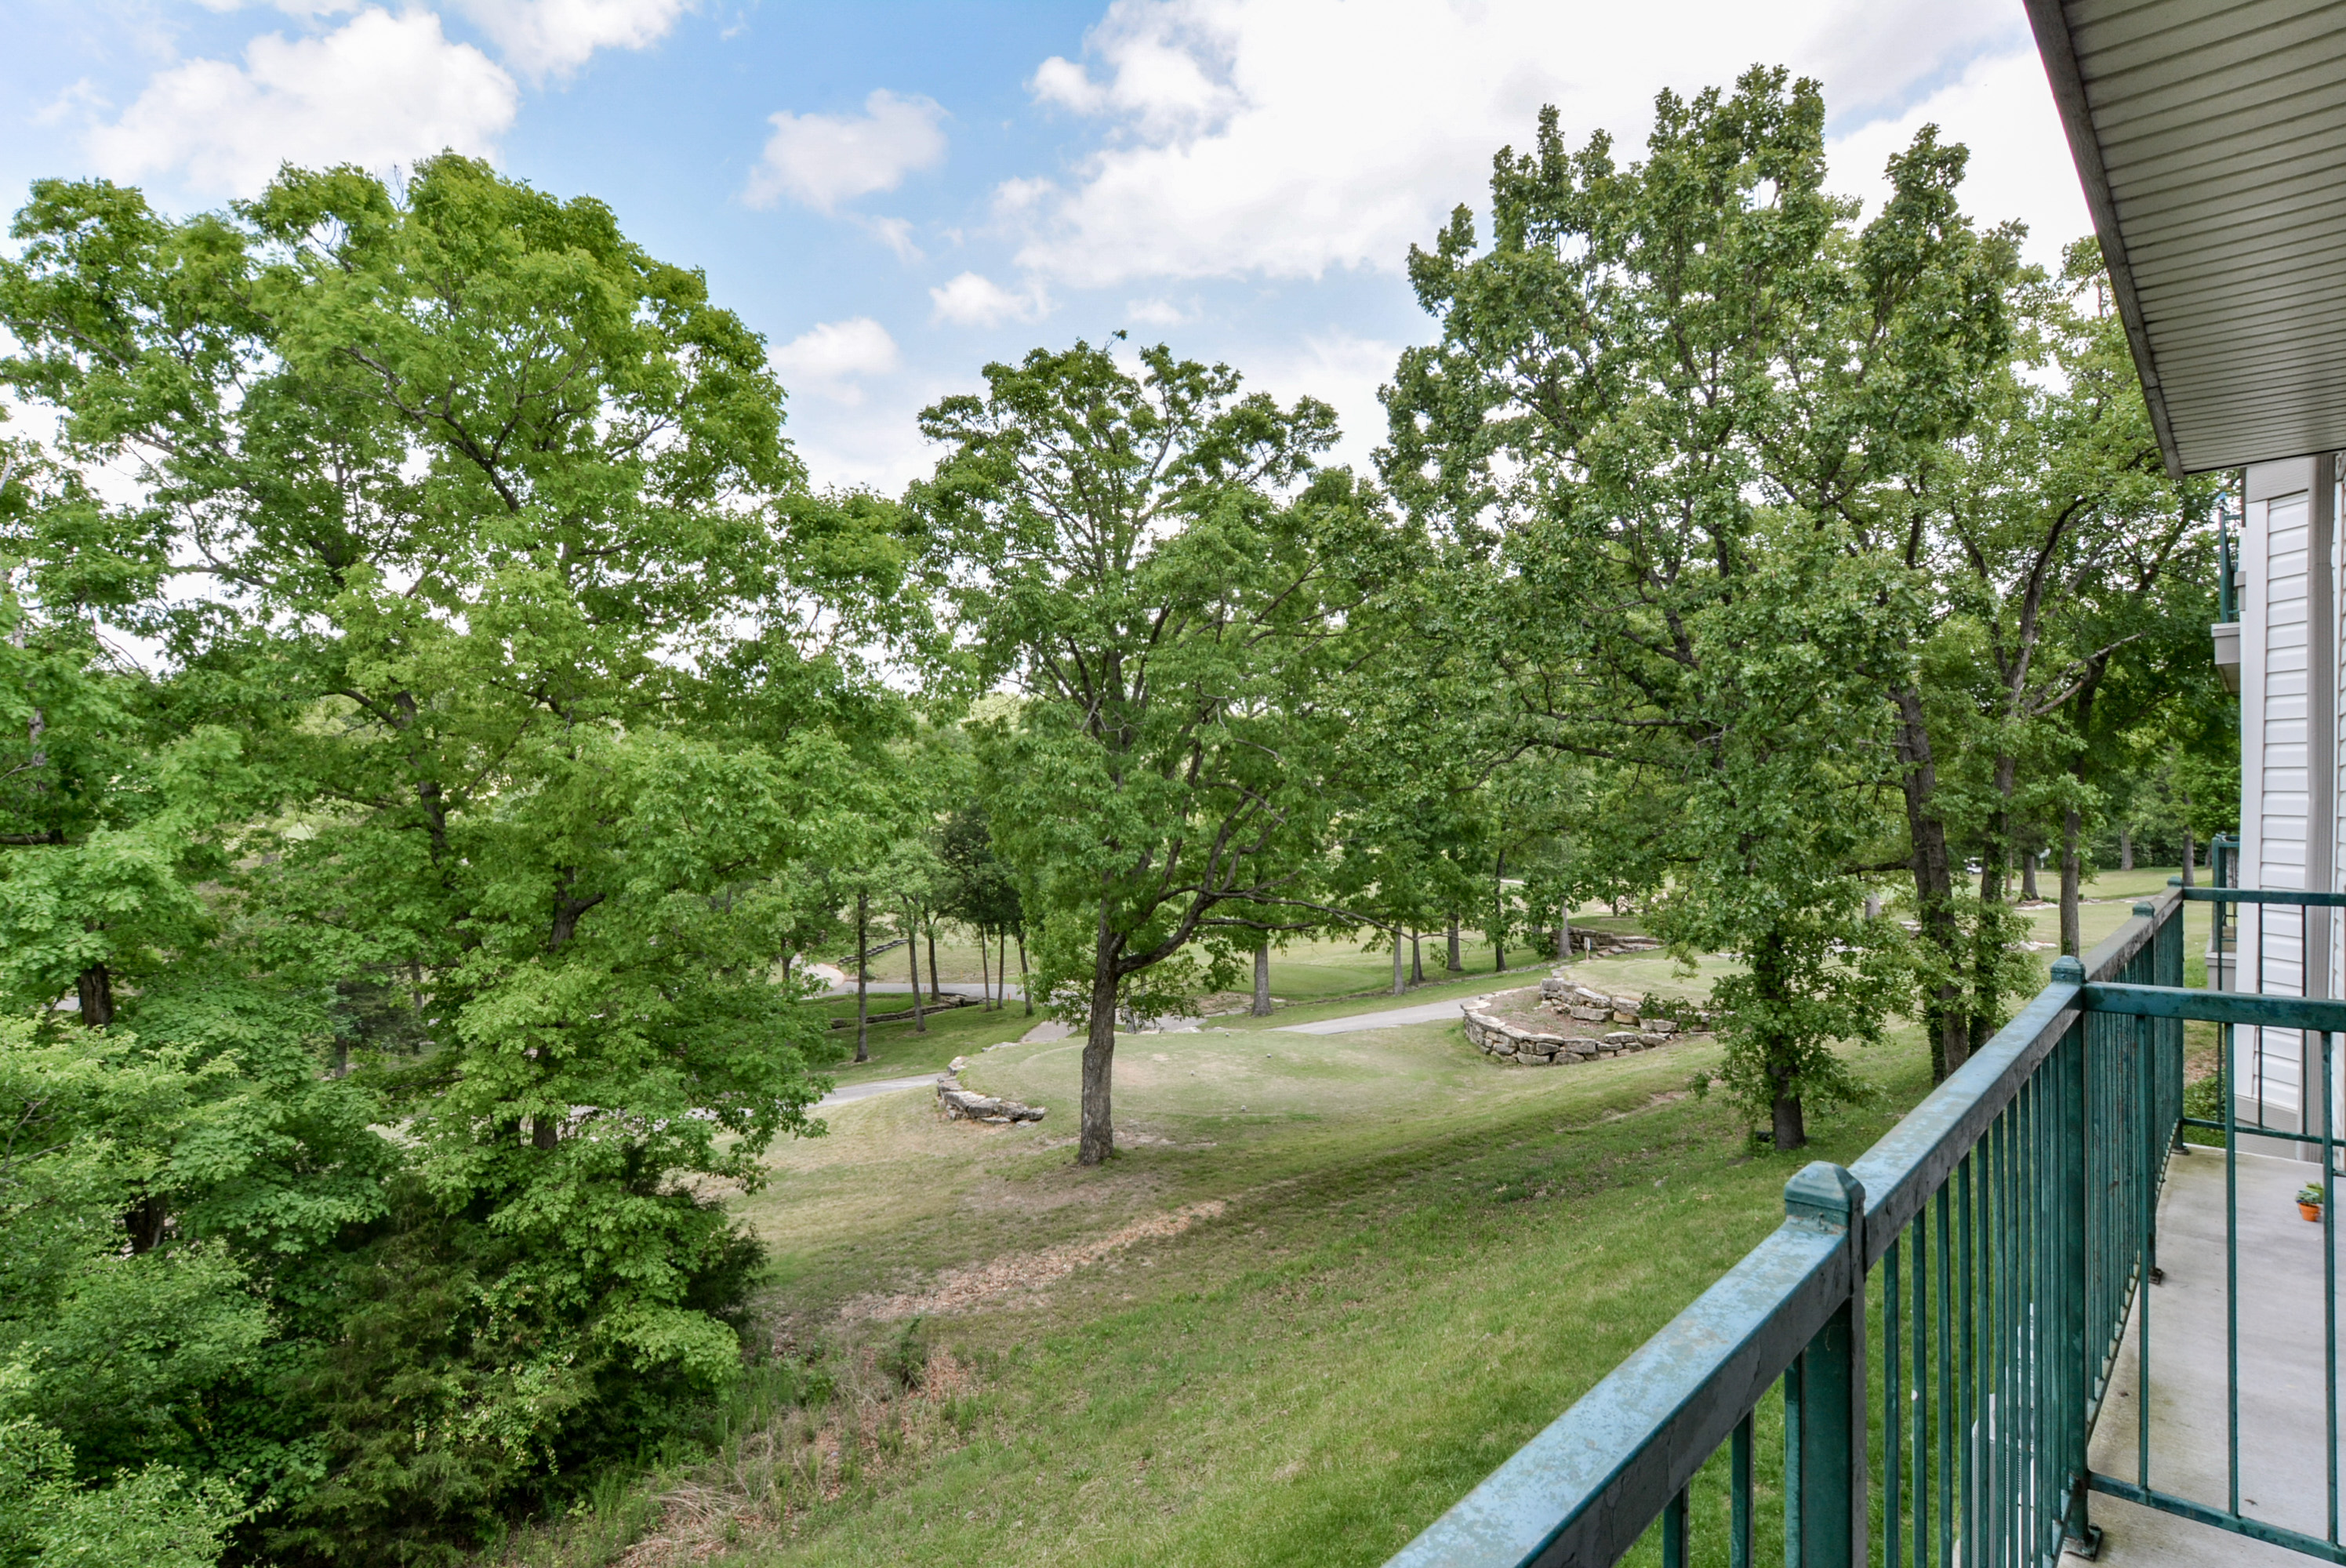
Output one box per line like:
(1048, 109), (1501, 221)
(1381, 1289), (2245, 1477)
(2024, 0), (2192, 480)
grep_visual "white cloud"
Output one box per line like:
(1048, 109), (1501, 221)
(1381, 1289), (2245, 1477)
(1030, 55), (1105, 114)
(858, 215), (922, 261)
(1244, 328), (1404, 477)
(452, 0), (690, 78)
(770, 317), (902, 405)
(1124, 297), (1192, 327)
(1827, 48), (2092, 268)
(928, 270), (1048, 328)
(185, 0), (684, 74)
(193, 0), (361, 15)
(992, 176), (1055, 216)
(85, 9), (517, 197)
(743, 89), (948, 213)
(34, 78), (105, 129)
(788, 390), (950, 492)
(1005, 0), (2036, 289)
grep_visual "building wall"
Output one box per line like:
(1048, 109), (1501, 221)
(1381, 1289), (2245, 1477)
(2239, 456), (2341, 1147)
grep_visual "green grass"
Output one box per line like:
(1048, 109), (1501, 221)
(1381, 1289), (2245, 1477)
(688, 1016), (1926, 1568)
(497, 868), (2208, 1566)
(811, 996), (1043, 1087)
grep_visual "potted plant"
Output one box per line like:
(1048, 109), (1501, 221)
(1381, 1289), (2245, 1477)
(2299, 1184), (2326, 1223)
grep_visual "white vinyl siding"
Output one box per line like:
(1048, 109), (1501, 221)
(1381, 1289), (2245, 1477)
(2246, 490), (2320, 1123)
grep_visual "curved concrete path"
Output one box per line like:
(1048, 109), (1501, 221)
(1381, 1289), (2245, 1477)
(1274, 998), (1466, 1034)
(815, 1074), (942, 1109)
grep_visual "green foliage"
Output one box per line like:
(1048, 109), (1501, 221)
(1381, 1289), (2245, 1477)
(1383, 70), (2022, 1142)
(913, 339), (1419, 1160)
(0, 157), (883, 1560)
(1, 1420), (243, 1568)
(877, 1319), (928, 1393)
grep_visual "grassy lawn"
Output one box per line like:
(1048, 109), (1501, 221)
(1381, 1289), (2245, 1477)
(809, 997), (1041, 1087)
(501, 956), (1932, 1566)
(495, 869), (2211, 1566)
(708, 1012), (1919, 1568)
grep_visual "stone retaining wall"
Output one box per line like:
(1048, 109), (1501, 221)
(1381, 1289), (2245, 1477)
(1462, 978), (1713, 1066)
(935, 1062), (1046, 1123)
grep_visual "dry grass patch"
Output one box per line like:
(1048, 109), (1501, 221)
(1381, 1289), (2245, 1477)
(842, 1200), (1229, 1321)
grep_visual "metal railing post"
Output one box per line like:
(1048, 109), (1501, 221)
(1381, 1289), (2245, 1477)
(2054, 953), (2106, 1559)
(1785, 1162), (1867, 1567)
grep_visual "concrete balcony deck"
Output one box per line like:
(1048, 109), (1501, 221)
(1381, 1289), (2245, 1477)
(2090, 1148), (2340, 1565)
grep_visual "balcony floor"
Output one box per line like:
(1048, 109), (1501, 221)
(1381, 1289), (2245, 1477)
(2090, 1147), (2339, 1566)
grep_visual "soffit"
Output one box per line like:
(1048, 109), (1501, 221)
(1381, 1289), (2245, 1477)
(2026, 0), (2346, 475)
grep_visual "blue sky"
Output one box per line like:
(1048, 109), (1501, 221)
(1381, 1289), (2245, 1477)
(1, 0), (2090, 491)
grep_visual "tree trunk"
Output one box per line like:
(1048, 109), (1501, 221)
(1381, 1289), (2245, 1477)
(999, 931), (1008, 1007)
(2119, 825), (2134, 871)
(1894, 684), (1970, 1081)
(1557, 895), (1572, 962)
(1018, 934), (1033, 1014)
(2060, 808), (2083, 956)
(1447, 916), (1461, 972)
(1411, 929), (1424, 985)
(1972, 754), (2017, 1064)
(2182, 829), (2197, 887)
(1080, 908), (1120, 1166)
(531, 1115), (558, 1149)
(1771, 1080), (1807, 1152)
(855, 891), (870, 1063)
(74, 963), (114, 1029)
(906, 904), (926, 1033)
(2058, 673), (2101, 960)
(125, 1192), (169, 1254)
(1492, 849), (1508, 975)
(978, 926), (991, 1010)
(1753, 932), (1807, 1152)
(928, 920), (943, 1000)
(1252, 943), (1272, 1016)
(2021, 851), (2040, 902)
(1392, 929), (1406, 995)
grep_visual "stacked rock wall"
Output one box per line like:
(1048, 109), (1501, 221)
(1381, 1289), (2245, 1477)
(1461, 978), (1712, 1066)
(935, 1061), (1047, 1122)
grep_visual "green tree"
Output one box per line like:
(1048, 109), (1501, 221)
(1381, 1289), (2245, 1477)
(1887, 245), (2217, 1069)
(939, 799), (1026, 1009)
(913, 340), (1411, 1163)
(1384, 71), (2010, 1146)
(0, 160), (888, 1553)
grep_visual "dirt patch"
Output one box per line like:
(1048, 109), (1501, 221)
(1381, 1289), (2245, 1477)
(1478, 985), (1573, 1032)
(1191, 990), (1260, 1014)
(611, 1344), (979, 1566)
(841, 1200), (1229, 1321)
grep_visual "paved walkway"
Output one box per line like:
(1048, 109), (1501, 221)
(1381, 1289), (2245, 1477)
(1274, 998), (1465, 1034)
(2092, 1148), (2337, 1566)
(813, 1074), (941, 1109)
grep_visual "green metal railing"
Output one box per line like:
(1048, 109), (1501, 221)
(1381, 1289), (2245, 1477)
(1389, 884), (2346, 1567)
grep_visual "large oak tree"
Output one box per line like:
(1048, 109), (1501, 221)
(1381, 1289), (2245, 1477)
(913, 340), (1414, 1163)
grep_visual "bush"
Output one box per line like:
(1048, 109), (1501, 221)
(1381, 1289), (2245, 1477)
(260, 1181), (764, 1567)
(877, 1319), (928, 1392)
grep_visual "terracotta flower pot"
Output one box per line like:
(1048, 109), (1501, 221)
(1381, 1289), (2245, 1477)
(2301, 1202), (2323, 1223)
